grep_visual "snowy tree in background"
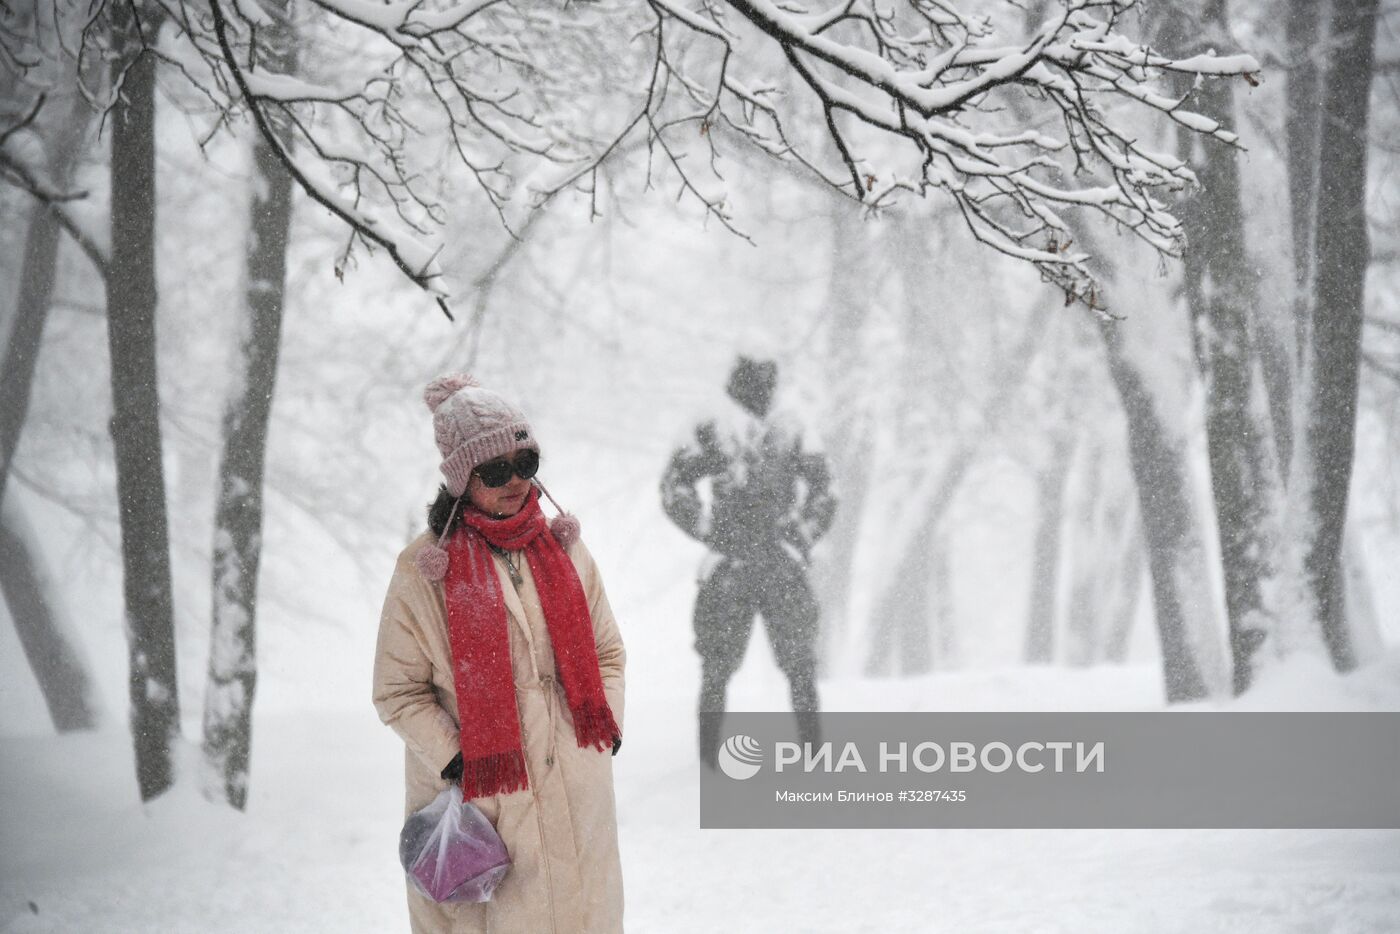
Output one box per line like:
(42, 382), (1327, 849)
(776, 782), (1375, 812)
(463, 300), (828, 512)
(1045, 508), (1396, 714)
(1285, 0), (1381, 673)
(0, 0), (1285, 805)
(1155, 0), (1279, 695)
(103, 0), (184, 803)
(64, 0), (1262, 310)
(200, 0), (298, 811)
(0, 8), (106, 735)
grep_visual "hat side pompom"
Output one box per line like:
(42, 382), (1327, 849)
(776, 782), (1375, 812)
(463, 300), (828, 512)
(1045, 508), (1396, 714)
(424, 374), (480, 413)
(550, 514), (581, 549)
(416, 542), (450, 581)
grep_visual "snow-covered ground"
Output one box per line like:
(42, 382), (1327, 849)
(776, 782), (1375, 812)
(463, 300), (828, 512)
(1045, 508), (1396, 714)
(4, 652), (1399, 934)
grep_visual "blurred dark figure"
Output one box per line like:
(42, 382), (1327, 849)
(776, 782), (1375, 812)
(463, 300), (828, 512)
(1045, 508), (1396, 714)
(661, 357), (836, 767)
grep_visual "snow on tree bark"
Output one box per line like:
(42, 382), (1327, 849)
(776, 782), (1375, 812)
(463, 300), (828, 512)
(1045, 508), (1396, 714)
(1161, 0), (1279, 695)
(106, 7), (181, 802)
(201, 0), (296, 811)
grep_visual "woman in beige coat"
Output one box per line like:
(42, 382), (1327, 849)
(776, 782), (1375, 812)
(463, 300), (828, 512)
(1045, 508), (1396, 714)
(373, 375), (625, 934)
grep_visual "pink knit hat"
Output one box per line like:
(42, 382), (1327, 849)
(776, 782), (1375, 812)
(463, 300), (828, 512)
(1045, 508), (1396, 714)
(424, 374), (540, 498)
(416, 375), (580, 581)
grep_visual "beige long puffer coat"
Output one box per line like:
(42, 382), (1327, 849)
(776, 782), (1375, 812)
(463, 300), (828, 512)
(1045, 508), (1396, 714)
(373, 531), (626, 934)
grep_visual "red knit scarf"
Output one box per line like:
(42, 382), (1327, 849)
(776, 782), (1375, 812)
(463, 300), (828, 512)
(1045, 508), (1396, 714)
(444, 486), (620, 800)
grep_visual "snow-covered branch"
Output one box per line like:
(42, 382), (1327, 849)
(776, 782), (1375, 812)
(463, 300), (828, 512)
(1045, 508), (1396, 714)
(35, 0), (1259, 314)
(204, 0), (454, 313)
(119, 0), (618, 314)
(645, 0), (1261, 306)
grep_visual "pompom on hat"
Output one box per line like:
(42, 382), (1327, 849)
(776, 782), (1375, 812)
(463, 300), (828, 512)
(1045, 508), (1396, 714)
(415, 541), (451, 581)
(417, 374), (581, 581)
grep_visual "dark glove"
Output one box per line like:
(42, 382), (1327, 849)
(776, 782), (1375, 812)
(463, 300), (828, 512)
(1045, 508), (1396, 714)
(612, 735), (622, 757)
(441, 752), (463, 782)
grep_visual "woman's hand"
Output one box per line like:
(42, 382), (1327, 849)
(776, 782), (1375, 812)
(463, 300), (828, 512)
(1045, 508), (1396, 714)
(441, 752), (463, 782)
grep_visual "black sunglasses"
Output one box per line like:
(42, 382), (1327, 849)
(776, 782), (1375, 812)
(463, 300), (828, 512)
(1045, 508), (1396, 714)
(473, 449), (540, 488)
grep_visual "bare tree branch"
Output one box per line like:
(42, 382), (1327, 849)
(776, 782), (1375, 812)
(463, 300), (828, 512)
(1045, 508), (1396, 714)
(206, 0), (454, 317)
(0, 142), (110, 276)
(1363, 350), (1400, 385)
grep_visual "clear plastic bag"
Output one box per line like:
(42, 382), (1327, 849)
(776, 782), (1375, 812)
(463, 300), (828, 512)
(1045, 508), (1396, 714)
(399, 785), (511, 903)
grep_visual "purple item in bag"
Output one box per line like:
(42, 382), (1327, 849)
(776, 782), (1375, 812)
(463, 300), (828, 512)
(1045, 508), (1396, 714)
(399, 785), (511, 903)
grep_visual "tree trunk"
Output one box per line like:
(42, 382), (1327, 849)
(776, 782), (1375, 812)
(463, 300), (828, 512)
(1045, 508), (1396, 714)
(1098, 323), (1210, 702)
(1267, 0), (1324, 476)
(815, 416), (871, 676)
(866, 310), (1041, 675)
(201, 3), (297, 810)
(925, 533), (954, 671)
(1064, 440), (1106, 668)
(1, 96), (102, 723)
(862, 214), (945, 678)
(1024, 434), (1073, 664)
(1286, 0), (1323, 378)
(1005, 6), (1218, 699)
(814, 203), (876, 675)
(1342, 529), (1383, 664)
(996, 91), (1220, 698)
(1, 496), (103, 731)
(0, 96), (92, 505)
(1102, 535), (1143, 664)
(865, 527), (951, 676)
(0, 208), (61, 505)
(107, 12), (180, 801)
(1061, 436), (1145, 667)
(865, 544), (933, 677)
(1165, 0), (1277, 694)
(1296, 0), (1378, 673)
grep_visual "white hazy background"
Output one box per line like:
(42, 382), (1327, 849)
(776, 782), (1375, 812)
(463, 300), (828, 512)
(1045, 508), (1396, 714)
(3, 6), (1400, 928)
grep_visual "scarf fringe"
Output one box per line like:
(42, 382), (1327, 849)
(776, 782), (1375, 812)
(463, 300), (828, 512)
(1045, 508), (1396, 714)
(572, 700), (622, 752)
(459, 749), (530, 800)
